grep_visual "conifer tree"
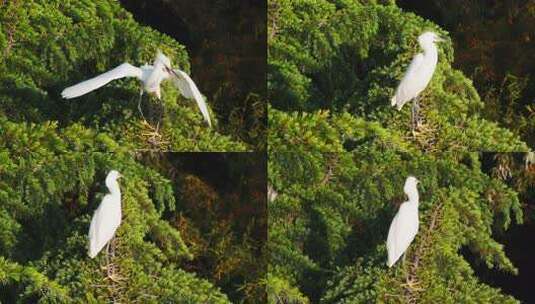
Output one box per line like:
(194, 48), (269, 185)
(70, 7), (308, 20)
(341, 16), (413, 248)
(0, 118), (232, 302)
(268, 150), (526, 303)
(0, 121), (266, 302)
(268, 0), (529, 152)
(0, 0), (247, 152)
(397, 0), (535, 147)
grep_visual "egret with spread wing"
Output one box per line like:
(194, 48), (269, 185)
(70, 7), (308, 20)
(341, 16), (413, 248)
(62, 51), (212, 127)
(391, 32), (443, 133)
(386, 176), (420, 268)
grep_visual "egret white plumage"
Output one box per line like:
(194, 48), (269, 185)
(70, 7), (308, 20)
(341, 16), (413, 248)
(391, 32), (443, 132)
(88, 170), (122, 259)
(62, 51), (212, 127)
(386, 176), (420, 267)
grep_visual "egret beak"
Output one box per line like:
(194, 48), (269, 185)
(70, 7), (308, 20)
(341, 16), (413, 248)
(118, 173), (123, 179)
(165, 65), (179, 78)
(435, 36), (445, 42)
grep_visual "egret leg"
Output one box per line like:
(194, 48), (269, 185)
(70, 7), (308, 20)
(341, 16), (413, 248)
(157, 97), (164, 129)
(106, 238), (118, 279)
(109, 238), (115, 279)
(415, 95), (421, 128)
(137, 89), (147, 122)
(105, 242), (111, 276)
(411, 96), (421, 135)
(411, 100), (415, 135)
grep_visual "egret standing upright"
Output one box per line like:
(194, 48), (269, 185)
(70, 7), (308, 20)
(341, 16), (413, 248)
(391, 32), (443, 133)
(386, 176), (420, 268)
(88, 170), (122, 260)
(62, 51), (212, 127)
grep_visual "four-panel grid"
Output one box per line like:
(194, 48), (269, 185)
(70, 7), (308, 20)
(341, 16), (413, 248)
(0, 1), (533, 303)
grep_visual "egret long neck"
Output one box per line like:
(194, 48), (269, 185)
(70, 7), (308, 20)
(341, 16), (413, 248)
(422, 43), (438, 62)
(107, 181), (121, 198)
(406, 187), (419, 204)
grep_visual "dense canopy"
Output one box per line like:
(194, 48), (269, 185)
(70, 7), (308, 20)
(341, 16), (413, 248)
(397, 0), (535, 147)
(0, 119), (266, 302)
(268, 150), (530, 303)
(0, 120), (265, 303)
(267, 1), (533, 302)
(0, 0), (248, 152)
(268, 0), (530, 152)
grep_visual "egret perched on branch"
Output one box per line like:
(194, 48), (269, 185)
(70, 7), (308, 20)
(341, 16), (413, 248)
(386, 176), (420, 267)
(391, 32), (443, 133)
(62, 51), (212, 127)
(88, 170), (122, 259)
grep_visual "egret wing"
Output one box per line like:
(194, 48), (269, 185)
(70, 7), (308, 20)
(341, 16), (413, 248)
(386, 212), (402, 266)
(88, 194), (121, 258)
(171, 69), (212, 127)
(62, 63), (142, 99)
(386, 203), (419, 267)
(391, 53), (425, 110)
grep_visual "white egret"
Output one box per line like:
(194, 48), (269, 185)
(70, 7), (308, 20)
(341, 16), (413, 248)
(391, 32), (443, 132)
(386, 176), (420, 267)
(88, 170), (122, 259)
(62, 51), (212, 127)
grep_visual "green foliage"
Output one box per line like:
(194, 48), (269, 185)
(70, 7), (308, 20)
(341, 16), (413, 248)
(267, 273), (309, 304)
(268, 150), (523, 303)
(0, 1), (265, 297)
(0, 119), (238, 302)
(396, 0), (535, 147)
(268, 0), (529, 151)
(0, 257), (71, 303)
(0, 120), (266, 302)
(120, 0), (267, 149)
(268, 105), (412, 152)
(0, 0), (247, 151)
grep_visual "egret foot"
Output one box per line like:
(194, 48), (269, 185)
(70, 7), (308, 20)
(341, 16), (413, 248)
(134, 90), (159, 133)
(140, 120), (168, 147)
(105, 265), (123, 282)
(107, 274), (121, 283)
(402, 277), (422, 291)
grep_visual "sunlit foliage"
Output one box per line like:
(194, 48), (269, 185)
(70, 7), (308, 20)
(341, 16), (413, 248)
(397, 0), (535, 147)
(0, 0), (247, 152)
(268, 150), (524, 303)
(268, 0), (529, 152)
(0, 118), (266, 302)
